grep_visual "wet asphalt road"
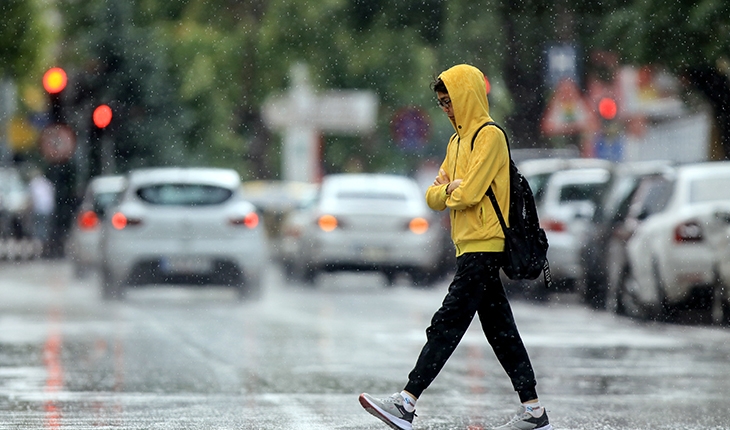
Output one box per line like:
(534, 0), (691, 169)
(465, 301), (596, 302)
(1, 260), (730, 429)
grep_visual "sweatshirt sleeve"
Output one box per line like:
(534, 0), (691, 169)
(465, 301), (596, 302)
(425, 158), (450, 211)
(446, 126), (508, 211)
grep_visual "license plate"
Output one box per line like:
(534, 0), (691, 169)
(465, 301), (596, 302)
(361, 246), (387, 260)
(161, 256), (211, 273)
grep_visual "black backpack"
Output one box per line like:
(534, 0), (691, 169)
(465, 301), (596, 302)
(471, 122), (551, 286)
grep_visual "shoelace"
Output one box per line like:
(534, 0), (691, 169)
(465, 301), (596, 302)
(385, 394), (417, 417)
(503, 410), (532, 426)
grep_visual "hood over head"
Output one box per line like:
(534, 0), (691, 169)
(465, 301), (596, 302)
(438, 64), (493, 136)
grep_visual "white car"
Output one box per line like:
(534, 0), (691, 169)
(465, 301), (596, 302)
(66, 175), (126, 277)
(99, 167), (269, 300)
(280, 173), (443, 286)
(536, 167), (611, 292)
(518, 157), (612, 207)
(621, 162), (730, 321)
(0, 167), (31, 240)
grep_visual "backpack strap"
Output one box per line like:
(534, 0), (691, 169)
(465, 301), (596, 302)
(470, 121), (511, 157)
(470, 122), (510, 231)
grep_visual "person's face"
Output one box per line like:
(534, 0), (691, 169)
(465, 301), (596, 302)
(436, 91), (454, 120)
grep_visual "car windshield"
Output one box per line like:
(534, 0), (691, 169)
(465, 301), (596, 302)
(94, 191), (123, 217)
(631, 177), (673, 217)
(690, 176), (730, 203)
(136, 184), (233, 206)
(559, 182), (606, 204)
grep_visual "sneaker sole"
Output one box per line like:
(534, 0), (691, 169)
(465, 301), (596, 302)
(358, 394), (413, 430)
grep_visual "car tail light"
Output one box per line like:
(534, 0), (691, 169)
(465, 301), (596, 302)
(409, 217), (429, 234)
(674, 220), (703, 242)
(318, 214), (338, 232)
(230, 212), (259, 229)
(111, 212), (142, 230)
(78, 210), (99, 230)
(541, 219), (566, 232)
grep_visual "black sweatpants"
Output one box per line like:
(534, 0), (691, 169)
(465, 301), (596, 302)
(404, 252), (538, 403)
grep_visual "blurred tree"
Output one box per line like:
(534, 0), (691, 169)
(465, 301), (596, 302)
(46, 0), (730, 178)
(60, 0), (188, 176)
(596, 0), (730, 158)
(0, 0), (48, 80)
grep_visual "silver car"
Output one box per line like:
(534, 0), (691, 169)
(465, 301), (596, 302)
(100, 167), (269, 300)
(66, 175), (126, 277)
(537, 167), (611, 293)
(281, 173), (443, 286)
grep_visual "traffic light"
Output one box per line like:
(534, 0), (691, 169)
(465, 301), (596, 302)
(598, 97), (617, 120)
(93, 104), (113, 129)
(43, 67), (67, 123)
(42, 67), (67, 94)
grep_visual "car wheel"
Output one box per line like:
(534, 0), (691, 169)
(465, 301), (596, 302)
(711, 282), (730, 326)
(605, 276), (624, 316)
(410, 269), (434, 289)
(298, 264), (318, 286)
(609, 267), (641, 317)
(582, 276), (607, 310)
(722, 298), (730, 327)
(281, 260), (296, 281)
(101, 268), (125, 300)
(382, 270), (397, 287)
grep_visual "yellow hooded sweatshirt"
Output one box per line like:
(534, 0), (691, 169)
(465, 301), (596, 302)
(425, 64), (510, 256)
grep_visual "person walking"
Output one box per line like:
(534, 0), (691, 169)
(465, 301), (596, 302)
(28, 168), (55, 255)
(359, 64), (552, 430)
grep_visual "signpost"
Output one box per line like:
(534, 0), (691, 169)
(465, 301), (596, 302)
(262, 64), (378, 183)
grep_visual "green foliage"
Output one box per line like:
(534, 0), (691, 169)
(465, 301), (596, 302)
(17, 0), (730, 176)
(598, 0), (730, 70)
(0, 0), (50, 81)
(60, 0), (187, 172)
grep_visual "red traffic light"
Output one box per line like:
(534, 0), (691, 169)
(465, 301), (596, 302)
(93, 104), (113, 128)
(598, 97), (617, 120)
(43, 67), (67, 94)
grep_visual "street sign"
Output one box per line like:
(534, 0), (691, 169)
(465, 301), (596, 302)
(262, 64), (379, 183)
(546, 45), (577, 89)
(391, 107), (430, 151)
(39, 124), (76, 164)
(541, 79), (593, 136)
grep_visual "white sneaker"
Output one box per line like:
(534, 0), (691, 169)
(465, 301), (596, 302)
(359, 392), (416, 430)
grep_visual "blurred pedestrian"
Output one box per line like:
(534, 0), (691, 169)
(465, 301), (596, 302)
(28, 169), (55, 253)
(359, 64), (552, 430)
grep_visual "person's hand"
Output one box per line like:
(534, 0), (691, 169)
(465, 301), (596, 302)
(433, 169), (450, 186)
(446, 179), (462, 194)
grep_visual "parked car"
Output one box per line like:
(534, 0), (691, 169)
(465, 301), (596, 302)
(0, 167), (31, 239)
(65, 175), (126, 277)
(280, 173), (444, 287)
(579, 161), (673, 309)
(536, 167), (611, 295)
(617, 162), (730, 321)
(518, 157), (612, 207)
(501, 158), (612, 299)
(99, 167), (269, 300)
